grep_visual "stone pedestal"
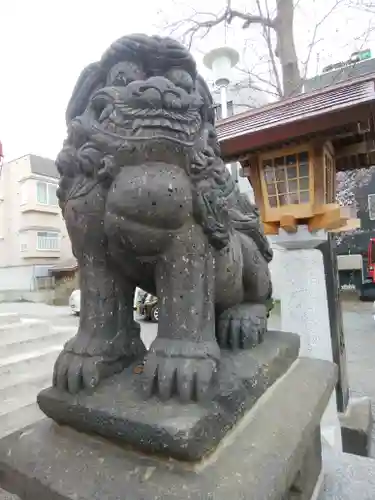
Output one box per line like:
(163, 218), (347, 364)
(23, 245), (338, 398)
(272, 226), (343, 451)
(339, 396), (373, 457)
(37, 330), (299, 461)
(0, 357), (336, 500)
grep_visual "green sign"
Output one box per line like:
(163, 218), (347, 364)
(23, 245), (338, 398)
(350, 49), (372, 62)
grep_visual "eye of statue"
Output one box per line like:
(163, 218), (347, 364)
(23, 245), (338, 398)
(166, 68), (194, 92)
(107, 61), (145, 86)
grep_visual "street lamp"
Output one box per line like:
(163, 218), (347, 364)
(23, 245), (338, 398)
(203, 46), (240, 178)
(203, 47), (239, 119)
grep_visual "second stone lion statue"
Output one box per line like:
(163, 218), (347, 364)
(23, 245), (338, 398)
(53, 33), (273, 402)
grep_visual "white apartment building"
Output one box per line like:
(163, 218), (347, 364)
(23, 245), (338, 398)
(0, 154), (74, 291)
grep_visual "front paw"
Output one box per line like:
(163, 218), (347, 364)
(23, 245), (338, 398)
(217, 303), (267, 350)
(141, 339), (220, 402)
(53, 350), (127, 394)
(53, 328), (146, 394)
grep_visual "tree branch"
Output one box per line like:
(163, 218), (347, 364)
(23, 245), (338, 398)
(256, 0), (283, 97)
(181, 1), (275, 48)
(302, 0), (347, 81)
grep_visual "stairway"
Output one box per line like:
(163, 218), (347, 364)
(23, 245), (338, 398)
(0, 313), (76, 499)
(0, 313), (76, 440)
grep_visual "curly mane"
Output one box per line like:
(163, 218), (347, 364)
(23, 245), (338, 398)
(56, 34), (272, 263)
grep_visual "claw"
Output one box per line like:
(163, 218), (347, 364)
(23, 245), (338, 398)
(67, 356), (83, 394)
(196, 359), (215, 400)
(142, 353), (217, 402)
(229, 319), (241, 349)
(217, 303), (267, 350)
(55, 352), (70, 391)
(157, 360), (177, 401)
(176, 360), (194, 403)
(81, 357), (100, 390)
(217, 318), (230, 348)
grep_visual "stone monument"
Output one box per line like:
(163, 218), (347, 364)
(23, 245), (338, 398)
(0, 34), (336, 500)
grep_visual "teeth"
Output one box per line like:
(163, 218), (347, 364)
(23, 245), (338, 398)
(133, 119), (143, 130)
(160, 119), (172, 128)
(99, 106), (112, 122)
(171, 121), (183, 132)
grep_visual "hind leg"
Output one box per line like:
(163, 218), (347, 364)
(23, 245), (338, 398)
(216, 233), (272, 350)
(53, 185), (145, 394)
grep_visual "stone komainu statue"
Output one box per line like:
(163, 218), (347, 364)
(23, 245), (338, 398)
(54, 34), (273, 401)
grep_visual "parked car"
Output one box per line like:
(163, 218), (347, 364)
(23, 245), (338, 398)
(69, 289), (81, 316)
(69, 288), (143, 316)
(136, 293), (159, 322)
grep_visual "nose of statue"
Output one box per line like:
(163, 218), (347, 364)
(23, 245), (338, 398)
(126, 77), (187, 110)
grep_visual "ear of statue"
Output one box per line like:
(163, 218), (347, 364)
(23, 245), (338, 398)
(65, 62), (106, 125)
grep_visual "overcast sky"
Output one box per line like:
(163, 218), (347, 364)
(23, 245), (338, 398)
(0, 0), (374, 162)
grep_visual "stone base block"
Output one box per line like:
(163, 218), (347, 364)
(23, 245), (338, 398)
(0, 489), (19, 500)
(38, 330), (299, 461)
(339, 396), (373, 457)
(0, 357), (336, 500)
(320, 443), (375, 499)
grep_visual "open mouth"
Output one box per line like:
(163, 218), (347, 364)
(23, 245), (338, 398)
(90, 93), (202, 145)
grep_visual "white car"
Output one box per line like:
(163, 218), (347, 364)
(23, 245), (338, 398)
(69, 288), (142, 316)
(69, 289), (81, 316)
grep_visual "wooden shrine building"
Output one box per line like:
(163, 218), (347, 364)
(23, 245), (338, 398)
(216, 73), (375, 235)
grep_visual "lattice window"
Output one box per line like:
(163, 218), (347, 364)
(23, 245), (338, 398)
(262, 151), (310, 208)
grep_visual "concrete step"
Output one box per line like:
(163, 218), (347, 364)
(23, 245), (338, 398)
(0, 348), (60, 390)
(0, 320), (51, 343)
(0, 403), (44, 439)
(0, 328), (74, 361)
(320, 447), (375, 499)
(0, 313), (20, 326)
(0, 374), (52, 417)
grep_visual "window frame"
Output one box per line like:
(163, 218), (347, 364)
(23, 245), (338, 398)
(36, 181), (58, 206)
(36, 231), (60, 251)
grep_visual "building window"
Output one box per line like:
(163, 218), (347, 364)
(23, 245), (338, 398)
(19, 232), (28, 252)
(37, 231), (60, 251)
(36, 182), (58, 206)
(214, 100), (234, 121)
(368, 194), (375, 221)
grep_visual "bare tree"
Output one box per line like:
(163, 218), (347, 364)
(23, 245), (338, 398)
(163, 0), (375, 246)
(164, 0), (374, 98)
